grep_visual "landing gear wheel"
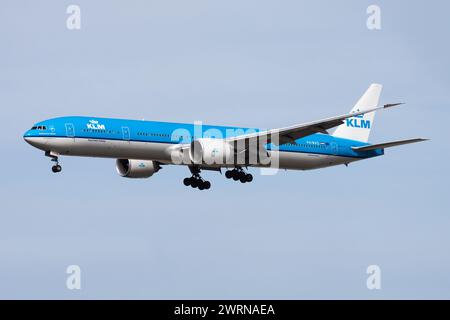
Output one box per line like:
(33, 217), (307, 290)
(203, 181), (211, 190)
(225, 170), (233, 179)
(226, 168), (253, 184)
(52, 165), (62, 173)
(198, 182), (205, 190)
(183, 177), (191, 186)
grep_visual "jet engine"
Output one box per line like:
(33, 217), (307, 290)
(116, 159), (160, 178)
(189, 138), (233, 165)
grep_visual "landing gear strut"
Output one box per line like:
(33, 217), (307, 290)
(225, 168), (253, 183)
(183, 167), (211, 190)
(46, 151), (62, 173)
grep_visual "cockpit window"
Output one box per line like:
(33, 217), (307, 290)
(31, 126), (37, 130)
(35, 126), (47, 130)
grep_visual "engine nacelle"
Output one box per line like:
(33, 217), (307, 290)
(189, 138), (233, 165)
(116, 159), (160, 178)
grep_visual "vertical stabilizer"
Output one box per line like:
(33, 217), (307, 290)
(332, 84), (382, 142)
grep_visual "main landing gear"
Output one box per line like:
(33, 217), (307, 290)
(183, 167), (211, 190)
(46, 151), (62, 173)
(183, 176), (211, 190)
(225, 168), (253, 183)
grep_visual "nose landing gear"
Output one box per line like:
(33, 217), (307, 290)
(51, 164), (62, 173)
(46, 151), (62, 173)
(225, 168), (253, 183)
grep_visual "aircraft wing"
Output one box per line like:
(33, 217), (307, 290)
(225, 103), (402, 146)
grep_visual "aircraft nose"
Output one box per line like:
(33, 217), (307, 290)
(23, 130), (33, 143)
(23, 134), (34, 146)
(23, 136), (33, 145)
(23, 133), (48, 149)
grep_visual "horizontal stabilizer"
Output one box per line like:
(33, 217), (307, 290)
(352, 138), (429, 152)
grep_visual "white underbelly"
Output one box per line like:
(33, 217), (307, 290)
(46, 138), (359, 170)
(50, 138), (172, 161)
(275, 151), (357, 170)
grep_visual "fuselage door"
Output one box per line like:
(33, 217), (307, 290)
(122, 127), (130, 141)
(65, 123), (75, 138)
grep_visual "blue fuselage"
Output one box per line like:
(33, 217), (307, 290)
(23, 116), (383, 170)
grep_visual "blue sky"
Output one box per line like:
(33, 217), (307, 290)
(0, 0), (449, 299)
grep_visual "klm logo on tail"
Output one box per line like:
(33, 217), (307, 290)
(346, 114), (371, 129)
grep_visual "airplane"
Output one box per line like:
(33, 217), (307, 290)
(23, 84), (427, 190)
